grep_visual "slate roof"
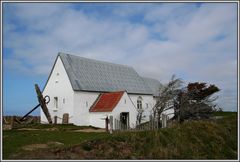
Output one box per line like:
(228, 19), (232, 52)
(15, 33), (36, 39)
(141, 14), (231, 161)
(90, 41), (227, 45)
(89, 91), (124, 112)
(59, 52), (157, 95)
(141, 77), (162, 96)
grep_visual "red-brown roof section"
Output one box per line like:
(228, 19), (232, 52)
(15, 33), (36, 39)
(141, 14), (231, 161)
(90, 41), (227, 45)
(89, 91), (124, 112)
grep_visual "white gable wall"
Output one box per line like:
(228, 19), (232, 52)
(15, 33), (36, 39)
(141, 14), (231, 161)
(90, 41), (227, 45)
(112, 92), (138, 129)
(128, 94), (156, 123)
(73, 91), (100, 126)
(41, 56), (74, 124)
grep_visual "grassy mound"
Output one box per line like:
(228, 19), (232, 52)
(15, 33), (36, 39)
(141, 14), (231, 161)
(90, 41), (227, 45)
(3, 112), (237, 159)
(75, 113), (237, 159)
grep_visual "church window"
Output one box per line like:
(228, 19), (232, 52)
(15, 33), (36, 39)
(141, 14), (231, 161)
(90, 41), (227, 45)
(137, 96), (142, 109)
(54, 97), (58, 109)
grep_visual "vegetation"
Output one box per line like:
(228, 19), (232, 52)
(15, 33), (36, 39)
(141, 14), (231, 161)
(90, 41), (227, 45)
(152, 74), (221, 123)
(3, 124), (109, 159)
(174, 82), (220, 122)
(12, 123), (100, 130)
(3, 112), (237, 159)
(153, 75), (183, 124)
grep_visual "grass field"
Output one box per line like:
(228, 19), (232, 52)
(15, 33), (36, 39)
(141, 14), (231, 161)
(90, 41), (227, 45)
(2, 112), (238, 160)
(3, 124), (109, 159)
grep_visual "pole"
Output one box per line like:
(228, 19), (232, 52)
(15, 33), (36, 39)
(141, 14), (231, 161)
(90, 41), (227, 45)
(20, 104), (40, 121)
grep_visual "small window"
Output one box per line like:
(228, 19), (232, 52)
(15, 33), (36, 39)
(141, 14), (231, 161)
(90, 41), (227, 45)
(63, 98), (65, 104)
(124, 99), (126, 104)
(86, 101), (88, 107)
(54, 97), (58, 109)
(137, 96), (142, 109)
(56, 73), (59, 83)
(146, 103), (148, 108)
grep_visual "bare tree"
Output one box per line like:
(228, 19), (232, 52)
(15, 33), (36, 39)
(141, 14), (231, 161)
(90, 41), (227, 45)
(152, 75), (183, 125)
(136, 108), (145, 126)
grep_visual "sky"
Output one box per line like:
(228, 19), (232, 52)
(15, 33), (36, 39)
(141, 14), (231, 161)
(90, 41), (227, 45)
(2, 2), (238, 115)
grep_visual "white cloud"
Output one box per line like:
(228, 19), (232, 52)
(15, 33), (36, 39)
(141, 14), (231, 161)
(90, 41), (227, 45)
(3, 3), (237, 111)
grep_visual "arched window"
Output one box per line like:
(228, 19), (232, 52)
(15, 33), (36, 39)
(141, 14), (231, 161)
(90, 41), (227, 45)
(137, 96), (142, 109)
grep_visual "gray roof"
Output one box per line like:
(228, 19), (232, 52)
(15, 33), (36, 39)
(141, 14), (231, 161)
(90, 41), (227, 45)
(141, 77), (162, 96)
(58, 52), (159, 95)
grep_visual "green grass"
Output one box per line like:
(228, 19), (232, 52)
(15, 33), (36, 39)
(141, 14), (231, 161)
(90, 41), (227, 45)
(212, 111), (237, 117)
(3, 125), (109, 159)
(81, 112), (237, 159)
(12, 123), (100, 130)
(3, 112), (238, 159)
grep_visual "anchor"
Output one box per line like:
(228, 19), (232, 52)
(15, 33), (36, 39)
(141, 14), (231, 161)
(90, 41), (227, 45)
(20, 84), (53, 124)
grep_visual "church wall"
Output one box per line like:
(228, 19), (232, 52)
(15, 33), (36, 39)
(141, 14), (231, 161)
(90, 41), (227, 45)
(41, 56), (74, 124)
(128, 94), (156, 123)
(89, 112), (112, 128)
(41, 55), (165, 126)
(73, 91), (100, 126)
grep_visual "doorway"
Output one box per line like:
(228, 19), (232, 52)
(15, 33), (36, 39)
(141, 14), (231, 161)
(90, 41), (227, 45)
(120, 112), (129, 129)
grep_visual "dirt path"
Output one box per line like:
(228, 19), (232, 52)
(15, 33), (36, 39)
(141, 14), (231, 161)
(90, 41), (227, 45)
(17, 128), (40, 131)
(73, 128), (106, 132)
(22, 141), (64, 151)
(22, 144), (48, 151)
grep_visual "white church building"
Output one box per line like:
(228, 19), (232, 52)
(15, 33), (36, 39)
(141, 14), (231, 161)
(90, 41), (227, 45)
(41, 52), (168, 129)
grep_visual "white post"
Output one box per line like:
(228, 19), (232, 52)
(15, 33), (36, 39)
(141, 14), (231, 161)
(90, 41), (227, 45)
(109, 116), (113, 134)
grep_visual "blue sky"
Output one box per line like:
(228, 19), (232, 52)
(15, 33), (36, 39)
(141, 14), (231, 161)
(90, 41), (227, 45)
(2, 2), (238, 115)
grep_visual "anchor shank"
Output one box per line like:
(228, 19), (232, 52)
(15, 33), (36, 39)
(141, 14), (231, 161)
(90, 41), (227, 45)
(20, 104), (40, 121)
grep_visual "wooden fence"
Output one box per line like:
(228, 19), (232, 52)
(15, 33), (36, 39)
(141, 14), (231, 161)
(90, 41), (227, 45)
(113, 114), (169, 132)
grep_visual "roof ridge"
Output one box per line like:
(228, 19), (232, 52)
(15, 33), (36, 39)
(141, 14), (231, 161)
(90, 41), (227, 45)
(57, 52), (154, 94)
(58, 52), (133, 69)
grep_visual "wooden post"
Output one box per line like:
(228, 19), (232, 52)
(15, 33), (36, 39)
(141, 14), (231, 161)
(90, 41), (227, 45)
(150, 115), (152, 130)
(117, 119), (119, 130)
(35, 84), (52, 124)
(162, 114), (167, 128)
(105, 116), (109, 133)
(116, 119), (118, 130)
(54, 116), (57, 124)
(162, 114), (164, 128)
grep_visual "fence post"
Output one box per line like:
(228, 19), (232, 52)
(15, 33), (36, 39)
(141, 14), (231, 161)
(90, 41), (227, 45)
(117, 120), (119, 130)
(162, 114), (167, 128)
(162, 114), (164, 128)
(148, 119), (149, 130)
(54, 116), (57, 124)
(154, 118), (156, 130)
(109, 116), (113, 134)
